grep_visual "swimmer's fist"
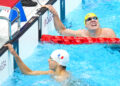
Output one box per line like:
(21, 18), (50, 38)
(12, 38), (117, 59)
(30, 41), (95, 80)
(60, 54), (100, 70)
(42, 5), (58, 16)
(4, 43), (14, 53)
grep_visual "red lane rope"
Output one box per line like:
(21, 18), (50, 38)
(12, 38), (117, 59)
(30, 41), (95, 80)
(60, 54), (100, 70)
(40, 34), (120, 45)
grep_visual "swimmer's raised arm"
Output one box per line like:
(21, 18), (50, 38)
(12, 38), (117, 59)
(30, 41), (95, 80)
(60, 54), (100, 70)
(4, 44), (32, 74)
(4, 43), (53, 75)
(42, 5), (82, 37)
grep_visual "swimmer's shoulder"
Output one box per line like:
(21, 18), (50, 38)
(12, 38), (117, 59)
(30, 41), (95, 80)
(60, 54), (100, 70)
(102, 28), (114, 32)
(102, 28), (116, 38)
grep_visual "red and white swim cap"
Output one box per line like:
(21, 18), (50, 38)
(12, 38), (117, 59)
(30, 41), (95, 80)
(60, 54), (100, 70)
(50, 49), (69, 66)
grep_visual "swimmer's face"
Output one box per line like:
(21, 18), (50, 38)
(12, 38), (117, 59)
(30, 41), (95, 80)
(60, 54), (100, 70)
(48, 57), (57, 70)
(85, 16), (100, 30)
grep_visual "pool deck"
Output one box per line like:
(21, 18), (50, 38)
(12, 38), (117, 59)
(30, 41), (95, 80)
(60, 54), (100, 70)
(0, 0), (48, 48)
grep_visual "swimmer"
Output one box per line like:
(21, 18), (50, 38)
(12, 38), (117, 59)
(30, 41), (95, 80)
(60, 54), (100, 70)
(43, 5), (116, 38)
(4, 43), (70, 82)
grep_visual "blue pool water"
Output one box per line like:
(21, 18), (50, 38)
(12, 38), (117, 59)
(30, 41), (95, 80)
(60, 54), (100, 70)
(2, 0), (120, 86)
(2, 43), (120, 86)
(63, 0), (120, 38)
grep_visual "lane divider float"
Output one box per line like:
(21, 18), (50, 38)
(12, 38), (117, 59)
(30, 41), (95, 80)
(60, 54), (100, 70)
(40, 34), (120, 45)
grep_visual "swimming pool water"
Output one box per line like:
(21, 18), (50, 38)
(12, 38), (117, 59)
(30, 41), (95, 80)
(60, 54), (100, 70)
(2, 0), (120, 86)
(63, 0), (120, 37)
(2, 43), (120, 86)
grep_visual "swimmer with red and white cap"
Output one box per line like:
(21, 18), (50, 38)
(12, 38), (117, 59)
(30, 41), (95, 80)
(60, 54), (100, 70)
(4, 43), (70, 82)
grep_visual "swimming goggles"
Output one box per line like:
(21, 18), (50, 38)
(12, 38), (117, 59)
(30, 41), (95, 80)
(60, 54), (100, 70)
(86, 17), (98, 22)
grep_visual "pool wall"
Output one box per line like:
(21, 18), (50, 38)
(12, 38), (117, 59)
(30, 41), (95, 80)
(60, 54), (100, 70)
(0, 16), (38, 85)
(40, 0), (82, 35)
(0, 0), (81, 85)
(0, 51), (13, 85)
(40, 0), (60, 34)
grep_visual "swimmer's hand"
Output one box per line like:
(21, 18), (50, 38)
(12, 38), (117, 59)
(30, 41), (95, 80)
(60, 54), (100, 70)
(4, 43), (14, 53)
(42, 5), (58, 16)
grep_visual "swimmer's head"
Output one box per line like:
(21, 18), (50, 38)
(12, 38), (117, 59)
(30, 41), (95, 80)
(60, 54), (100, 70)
(84, 13), (98, 25)
(50, 49), (69, 67)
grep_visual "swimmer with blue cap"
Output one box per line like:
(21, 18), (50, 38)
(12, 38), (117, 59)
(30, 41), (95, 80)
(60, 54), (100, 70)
(4, 43), (70, 82)
(43, 5), (116, 38)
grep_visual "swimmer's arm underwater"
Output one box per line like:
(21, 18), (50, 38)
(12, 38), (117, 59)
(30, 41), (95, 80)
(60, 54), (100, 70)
(4, 43), (54, 75)
(42, 5), (82, 37)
